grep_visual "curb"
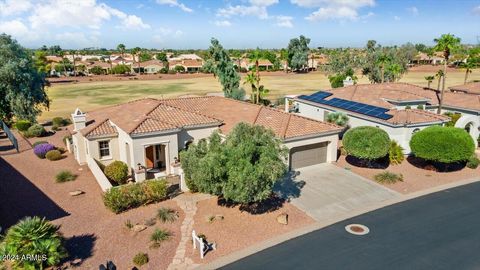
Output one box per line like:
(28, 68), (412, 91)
(198, 176), (480, 269)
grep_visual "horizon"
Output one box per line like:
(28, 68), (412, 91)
(0, 0), (479, 50)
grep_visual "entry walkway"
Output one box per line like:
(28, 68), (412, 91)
(275, 164), (400, 221)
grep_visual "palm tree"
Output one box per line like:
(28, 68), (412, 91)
(243, 72), (257, 103)
(425, 75), (435, 88)
(435, 69), (444, 91)
(117, 43), (126, 58)
(463, 60), (475, 84)
(377, 54), (391, 83)
(58, 51), (68, 76)
(248, 48), (264, 104)
(257, 85), (270, 104)
(132, 47), (141, 74)
(387, 63), (402, 82)
(433, 33), (461, 114)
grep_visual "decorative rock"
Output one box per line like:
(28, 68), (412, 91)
(276, 213), (288, 225)
(69, 190), (84, 196)
(133, 224), (147, 232)
(215, 214), (224, 221)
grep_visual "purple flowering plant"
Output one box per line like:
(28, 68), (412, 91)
(33, 143), (56, 159)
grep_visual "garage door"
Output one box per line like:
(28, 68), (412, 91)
(290, 142), (328, 169)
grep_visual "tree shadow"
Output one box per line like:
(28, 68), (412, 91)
(0, 157), (70, 230)
(407, 156), (466, 172)
(64, 234), (97, 267)
(274, 171), (306, 201)
(217, 194), (285, 215)
(345, 155), (389, 169)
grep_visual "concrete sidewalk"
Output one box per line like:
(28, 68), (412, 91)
(275, 164), (400, 222)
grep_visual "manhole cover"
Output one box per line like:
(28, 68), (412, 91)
(345, 224), (369, 235)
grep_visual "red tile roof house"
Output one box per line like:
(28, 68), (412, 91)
(288, 83), (480, 153)
(69, 97), (342, 190)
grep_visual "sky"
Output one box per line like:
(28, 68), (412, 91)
(0, 0), (479, 49)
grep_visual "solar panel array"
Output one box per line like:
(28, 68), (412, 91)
(298, 91), (393, 120)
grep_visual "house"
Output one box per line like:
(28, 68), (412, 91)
(449, 82), (480, 95)
(239, 58), (274, 71)
(132, 60), (164, 74)
(69, 96), (342, 187)
(86, 61), (112, 74)
(168, 59), (203, 72)
(288, 83), (480, 153)
(411, 52), (445, 65)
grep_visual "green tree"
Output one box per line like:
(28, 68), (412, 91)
(463, 59), (475, 84)
(287, 35), (310, 72)
(0, 34), (49, 122)
(433, 34), (461, 114)
(117, 43), (126, 57)
(34, 50), (50, 74)
(377, 53), (391, 83)
(425, 75), (435, 88)
(111, 64), (131, 74)
(0, 216), (67, 269)
(131, 47), (141, 73)
(243, 71), (257, 102)
(89, 65), (104, 75)
(208, 38), (244, 99)
(435, 69), (444, 91)
(202, 59), (215, 74)
(248, 48), (265, 104)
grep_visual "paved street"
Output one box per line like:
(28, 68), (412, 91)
(275, 164), (400, 221)
(223, 181), (480, 270)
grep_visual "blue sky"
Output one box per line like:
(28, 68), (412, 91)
(0, 0), (479, 49)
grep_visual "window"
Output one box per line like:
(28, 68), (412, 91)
(99, 140), (110, 158)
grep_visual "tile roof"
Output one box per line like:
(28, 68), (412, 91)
(80, 96), (342, 140)
(84, 119), (117, 138)
(449, 82), (480, 95)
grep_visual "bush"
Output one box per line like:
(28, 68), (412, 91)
(52, 125), (60, 131)
(15, 120), (32, 131)
(410, 126), (475, 163)
(388, 140), (404, 165)
(150, 228), (171, 248)
(33, 143), (55, 158)
(405, 105), (411, 109)
(416, 104), (424, 110)
(26, 124), (46, 137)
(55, 170), (77, 182)
(103, 179), (168, 213)
(104, 161), (129, 184)
(157, 207), (178, 223)
(466, 155), (480, 169)
(0, 216), (67, 269)
(174, 65), (185, 73)
(32, 140), (48, 147)
(326, 112), (349, 127)
(52, 117), (64, 127)
(444, 112), (462, 127)
(374, 171), (403, 184)
(133, 252), (149, 266)
(45, 150), (62, 161)
(343, 126), (390, 160)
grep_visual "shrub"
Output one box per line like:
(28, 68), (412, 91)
(150, 228), (171, 248)
(0, 216), (67, 269)
(33, 143), (55, 158)
(133, 252), (149, 266)
(410, 126), (475, 163)
(405, 105), (411, 109)
(55, 170), (76, 182)
(125, 219), (134, 229)
(104, 161), (129, 184)
(416, 104), (424, 110)
(466, 155), (480, 169)
(444, 112), (462, 127)
(343, 126), (390, 160)
(157, 207), (178, 223)
(32, 140), (48, 147)
(388, 140), (404, 165)
(174, 65), (185, 73)
(46, 150), (62, 161)
(26, 124), (46, 137)
(374, 171), (403, 184)
(103, 179), (168, 213)
(15, 120), (32, 131)
(52, 117), (64, 127)
(51, 125), (60, 131)
(326, 112), (349, 127)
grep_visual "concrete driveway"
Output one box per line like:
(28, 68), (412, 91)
(275, 164), (400, 221)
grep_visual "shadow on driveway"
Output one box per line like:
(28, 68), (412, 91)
(0, 157), (69, 230)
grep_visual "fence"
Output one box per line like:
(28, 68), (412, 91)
(1, 121), (19, 152)
(86, 156), (112, 191)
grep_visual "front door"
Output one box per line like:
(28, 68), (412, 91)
(145, 145), (154, 168)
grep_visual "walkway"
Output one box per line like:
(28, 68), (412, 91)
(168, 193), (212, 270)
(275, 164), (400, 222)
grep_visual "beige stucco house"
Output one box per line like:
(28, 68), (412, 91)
(69, 96), (343, 189)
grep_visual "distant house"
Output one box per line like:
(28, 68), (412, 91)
(86, 61), (112, 74)
(289, 83), (480, 152)
(411, 52), (444, 65)
(138, 60), (164, 74)
(239, 58), (274, 71)
(68, 97), (342, 190)
(168, 59), (203, 72)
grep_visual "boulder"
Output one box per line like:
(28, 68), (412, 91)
(133, 224), (147, 232)
(69, 190), (84, 196)
(276, 213), (288, 225)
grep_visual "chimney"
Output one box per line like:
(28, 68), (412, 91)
(71, 108), (86, 131)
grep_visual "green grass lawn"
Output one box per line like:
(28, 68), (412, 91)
(40, 69), (480, 121)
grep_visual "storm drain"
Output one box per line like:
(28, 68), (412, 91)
(345, 224), (370, 235)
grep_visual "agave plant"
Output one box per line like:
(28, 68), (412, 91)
(326, 112), (349, 127)
(150, 228), (171, 248)
(0, 216), (67, 269)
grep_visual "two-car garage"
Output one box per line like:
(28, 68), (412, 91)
(289, 142), (329, 170)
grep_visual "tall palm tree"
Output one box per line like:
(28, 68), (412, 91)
(243, 72), (257, 103)
(433, 33), (461, 114)
(132, 47), (141, 74)
(377, 54), (391, 83)
(248, 48), (265, 104)
(463, 60), (475, 84)
(435, 70), (444, 91)
(117, 43), (126, 58)
(387, 63), (402, 82)
(425, 75), (435, 89)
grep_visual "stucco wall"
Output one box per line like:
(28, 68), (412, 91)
(85, 136), (120, 166)
(178, 126), (219, 150)
(131, 132), (179, 175)
(72, 133), (87, 165)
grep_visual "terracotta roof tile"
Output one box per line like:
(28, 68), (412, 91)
(449, 82), (480, 95)
(84, 119), (117, 138)
(130, 118), (178, 135)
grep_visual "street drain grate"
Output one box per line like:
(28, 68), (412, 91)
(345, 224), (370, 235)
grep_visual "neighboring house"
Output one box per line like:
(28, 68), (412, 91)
(86, 61), (111, 74)
(411, 52), (445, 65)
(169, 54), (203, 61)
(69, 96), (342, 186)
(132, 60), (164, 74)
(289, 83), (480, 152)
(449, 82), (480, 95)
(168, 59), (203, 72)
(239, 58), (274, 70)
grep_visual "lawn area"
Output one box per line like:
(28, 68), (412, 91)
(40, 68), (480, 121)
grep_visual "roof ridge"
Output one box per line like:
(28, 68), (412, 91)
(157, 100), (223, 123)
(83, 118), (110, 137)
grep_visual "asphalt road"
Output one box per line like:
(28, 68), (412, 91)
(221, 182), (480, 270)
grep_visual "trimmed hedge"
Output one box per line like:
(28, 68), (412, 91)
(343, 126), (390, 160)
(104, 161), (129, 184)
(103, 179), (169, 213)
(15, 120), (32, 131)
(45, 150), (62, 161)
(26, 124), (46, 137)
(410, 126), (475, 163)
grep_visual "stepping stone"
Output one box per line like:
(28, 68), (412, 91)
(69, 190), (84, 196)
(276, 213), (288, 225)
